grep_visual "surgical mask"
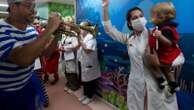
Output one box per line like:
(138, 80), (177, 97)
(131, 17), (147, 31)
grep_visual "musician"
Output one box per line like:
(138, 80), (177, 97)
(77, 21), (101, 105)
(0, 0), (62, 109)
(59, 16), (81, 93)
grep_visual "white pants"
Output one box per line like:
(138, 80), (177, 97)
(172, 53), (185, 66)
(172, 53), (185, 81)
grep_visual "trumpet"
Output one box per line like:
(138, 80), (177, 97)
(79, 24), (98, 37)
(55, 22), (80, 38)
(34, 16), (99, 37)
(63, 22), (81, 35)
(58, 22), (99, 37)
(62, 30), (79, 38)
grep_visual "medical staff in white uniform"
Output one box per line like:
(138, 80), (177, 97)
(60, 32), (80, 93)
(77, 21), (101, 105)
(102, 0), (179, 110)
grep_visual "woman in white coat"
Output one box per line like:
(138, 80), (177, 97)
(102, 0), (179, 110)
(59, 17), (81, 92)
(77, 21), (101, 105)
(59, 31), (80, 92)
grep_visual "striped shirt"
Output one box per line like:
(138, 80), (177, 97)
(0, 19), (38, 91)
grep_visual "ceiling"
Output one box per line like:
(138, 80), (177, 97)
(0, 0), (75, 5)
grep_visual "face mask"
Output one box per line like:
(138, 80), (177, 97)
(131, 17), (147, 31)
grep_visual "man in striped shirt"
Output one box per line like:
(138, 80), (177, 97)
(0, 0), (63, 110)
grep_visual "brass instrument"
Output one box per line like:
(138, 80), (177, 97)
(62, 30), (79, 38)
(63, 22), (81, 35)
(34, 16), (99, 37)
(80, 24), (98, 37)
(61, 22), (99, 37)
(79, 21), (98, 37)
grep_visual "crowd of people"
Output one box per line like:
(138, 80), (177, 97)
(0, 0), (185, 110)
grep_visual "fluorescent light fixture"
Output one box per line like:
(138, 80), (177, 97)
(0, 4), (8, 7)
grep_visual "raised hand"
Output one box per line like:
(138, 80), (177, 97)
(102, 0), (109, 7)
(46, 12), (63, 34)
(102, 0), (110, 21)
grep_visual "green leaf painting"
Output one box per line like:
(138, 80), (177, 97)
(48, 3), (74, 17)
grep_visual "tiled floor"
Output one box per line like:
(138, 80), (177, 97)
(45, 74), (116, 110)
(45, 78), (91, 110)
(73, 86), (117, 110)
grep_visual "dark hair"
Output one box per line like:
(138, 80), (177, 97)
(7, 7), (10, 12)
(7, 2), (21, 12)
(126, 7), (143, 30)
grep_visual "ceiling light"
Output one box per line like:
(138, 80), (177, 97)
(0, 4), (8, 7)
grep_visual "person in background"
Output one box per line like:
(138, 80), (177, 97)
(32, 58), (49, 109)
(0, 0), (62, 109)
(32, 17), (43, 34)
(32, 17), (47, 81)
(43, 43), (60, 85)
(102, 0), (179, 109)
(77, 21), (101, 105)
(32, 18), (50, 108)
(59, 16), (81, 93)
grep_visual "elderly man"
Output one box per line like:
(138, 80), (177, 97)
(0, 0), (62, 110)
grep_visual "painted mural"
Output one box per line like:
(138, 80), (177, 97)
(48, 2), (74, 17)
(76, 0), (194, 110)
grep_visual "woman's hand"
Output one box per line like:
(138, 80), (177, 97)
(102, 0), (110, 21)
(59, 47), (64, 52)
(82, 43), (93, 54)
(81, 42), (87, 49)
(144, 45), (160, 67)
(102, 0), (109, 7)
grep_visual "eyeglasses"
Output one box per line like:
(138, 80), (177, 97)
(14, 2), (36, 11)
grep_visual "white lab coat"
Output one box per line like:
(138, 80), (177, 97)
(77, 33), (101, 82)
(60, 35), (78, 73)
(34, 58), (41, 70)
(103, 20), (178, 110)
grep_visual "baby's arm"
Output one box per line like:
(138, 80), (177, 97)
(152, 27), (174, 47)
